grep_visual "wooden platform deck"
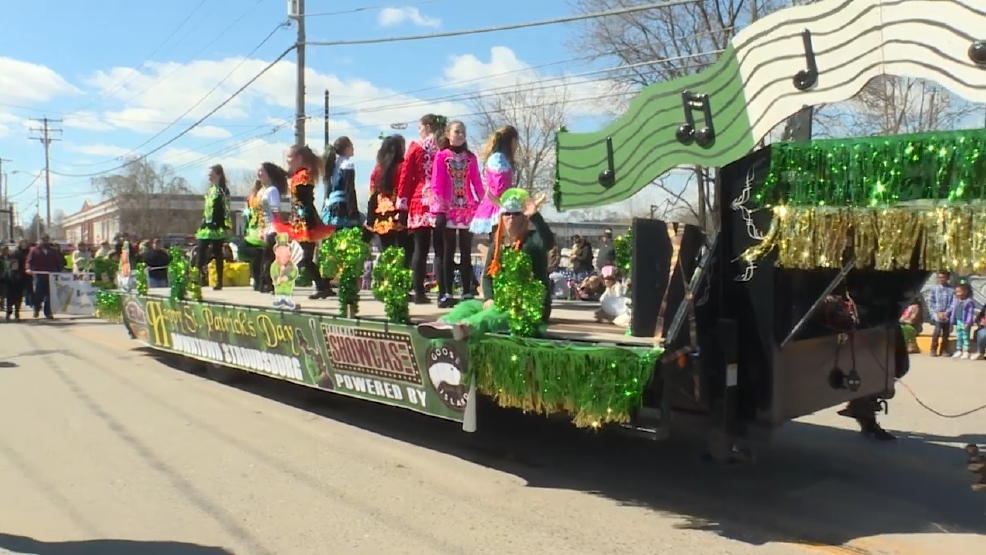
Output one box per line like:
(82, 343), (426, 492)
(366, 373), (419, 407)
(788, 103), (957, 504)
(146, 286), (652, 347)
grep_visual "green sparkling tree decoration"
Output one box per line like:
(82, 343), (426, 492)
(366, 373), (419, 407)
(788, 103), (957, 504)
(613, 228), (632, 278)
(492, 248), (546, 337)
(371, 245), (412, 324)
(188, 267), (203, 302)
(321, 228), (370, 317)
(135, 262), (149, 295)
(167, 246), (189, 302)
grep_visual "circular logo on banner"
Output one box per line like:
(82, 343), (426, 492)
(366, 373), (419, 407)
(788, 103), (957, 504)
(124, 299), (149, 341)
(426, 343), (467, 411)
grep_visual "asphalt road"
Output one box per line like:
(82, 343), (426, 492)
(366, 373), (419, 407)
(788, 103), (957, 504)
(0, 317), (984, 555)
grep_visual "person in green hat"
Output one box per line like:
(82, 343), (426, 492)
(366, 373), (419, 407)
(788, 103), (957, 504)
(418, 188), (555, 339)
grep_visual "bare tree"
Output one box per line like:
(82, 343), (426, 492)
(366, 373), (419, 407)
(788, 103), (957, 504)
(468, 82), (570, 198)
(228, 169), (259, 197)
(826, 76), (979, 137)
(49, 209), (66, 239)
(90, 158), (199, 239)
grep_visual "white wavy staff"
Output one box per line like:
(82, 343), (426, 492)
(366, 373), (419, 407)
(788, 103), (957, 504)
(733, 0), (986, 142)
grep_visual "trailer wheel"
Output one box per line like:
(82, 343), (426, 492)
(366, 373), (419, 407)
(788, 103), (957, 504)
(705, 429), (756, 465)
(205, 363), (242, 384)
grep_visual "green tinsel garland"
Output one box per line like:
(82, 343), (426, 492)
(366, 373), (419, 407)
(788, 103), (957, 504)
(95, 290), (123, 322)
(135, 262), (148, 295)
(469, 336), (662, 428)
(757, 128), (986, 208)
(492, 248), (546, 337)
(188, 267), (203, 302)
(371, 245), (412, 324)
(320, 228), (370, 317)
(92, 258), (119, 282)
(167, 246), (188, 301)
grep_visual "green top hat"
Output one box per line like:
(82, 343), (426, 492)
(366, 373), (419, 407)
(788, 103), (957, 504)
(275, 232), (291, 247)
(495, 188), (529, 214)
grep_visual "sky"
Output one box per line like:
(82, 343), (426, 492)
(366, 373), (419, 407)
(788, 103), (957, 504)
(0, 0), (651, 226)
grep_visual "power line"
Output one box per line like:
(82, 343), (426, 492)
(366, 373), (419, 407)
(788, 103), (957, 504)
(67, 0), (209, 114)
(305, 0), (698, 47)
(106, 0), (269, 112)
(79, 23), (290, 168)
(50, 46), (297, 179)
(304, 0), (442, 18)
(330, 51), (721, 120)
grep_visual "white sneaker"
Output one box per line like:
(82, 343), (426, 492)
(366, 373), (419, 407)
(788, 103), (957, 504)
(952, 351), (964, 358)
(962, 352), (972, 360)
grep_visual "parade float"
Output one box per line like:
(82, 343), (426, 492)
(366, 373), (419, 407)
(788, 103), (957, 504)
(108, 0), (986, 461)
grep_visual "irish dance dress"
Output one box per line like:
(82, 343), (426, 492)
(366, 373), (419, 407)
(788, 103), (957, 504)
(244, 187), (267, 246)
(273, 168), (334, 243)
(321, 155), (363, 228)
(195, 184), (231, 241)
(397, 137), (439, 230)
(431, 145), (483, 229)
(367, 166), (402, 238)
(469, 153), (513, 235)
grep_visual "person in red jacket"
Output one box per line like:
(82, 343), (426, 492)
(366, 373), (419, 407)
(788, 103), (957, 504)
(397, 113), (447, 304)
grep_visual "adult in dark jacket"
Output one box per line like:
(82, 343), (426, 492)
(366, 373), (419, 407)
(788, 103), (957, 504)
(142, 239), (172, 288)
(4, 241), (29, 321)
(569, 235), (593, 279)
(26, 234), (61, 319)
(595, 228), (616, 269)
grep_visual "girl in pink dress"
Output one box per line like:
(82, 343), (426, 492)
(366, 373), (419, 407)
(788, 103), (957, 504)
(397, 113), (447, 303)
(431, 120), (484, 308)
(470, 125), (519, 236)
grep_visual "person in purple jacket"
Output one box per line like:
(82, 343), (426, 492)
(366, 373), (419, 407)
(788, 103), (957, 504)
(951, 281), (976, 359)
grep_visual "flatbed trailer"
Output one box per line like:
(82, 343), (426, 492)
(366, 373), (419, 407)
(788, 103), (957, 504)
(106, 0), (986, 464)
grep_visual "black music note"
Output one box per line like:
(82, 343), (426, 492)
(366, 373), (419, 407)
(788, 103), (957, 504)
(793, 29), (818, 91)
(969, 40), (986, 65)
(597, 137), (616, 188)
(675, 91), (716, 148)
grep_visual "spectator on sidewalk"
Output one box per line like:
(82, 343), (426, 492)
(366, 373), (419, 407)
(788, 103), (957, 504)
(26, 234), (61, 319)
(72, 242), (92, 273)
(899, 296), (923, 353)
(926, 270), (955, 357)
(142, 238), (171, 288)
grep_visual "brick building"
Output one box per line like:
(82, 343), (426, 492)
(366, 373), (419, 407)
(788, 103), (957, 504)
(61, 194), (253, 245)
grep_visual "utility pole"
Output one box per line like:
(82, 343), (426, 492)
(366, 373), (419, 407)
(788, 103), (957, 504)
(28, 118), (62, 229)
(290, 0), (306, 147)
(324, 89), (330, 148)
(0, 158), (9, 241)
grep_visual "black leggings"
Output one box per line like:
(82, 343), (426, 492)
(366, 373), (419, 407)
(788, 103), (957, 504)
(259, 234), (277, 291)
(411, 228), (432, 295)
(248, 244), (265, 290)
(436, 227), (474, 298)
(197, 239), (224, 286)
(299, 241), (326, 291)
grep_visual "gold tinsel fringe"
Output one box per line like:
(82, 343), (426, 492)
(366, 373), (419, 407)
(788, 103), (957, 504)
(740, 206), (986, 272)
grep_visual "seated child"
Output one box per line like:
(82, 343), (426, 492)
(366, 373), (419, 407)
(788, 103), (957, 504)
(594, 265), (629, 326)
